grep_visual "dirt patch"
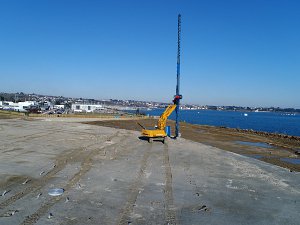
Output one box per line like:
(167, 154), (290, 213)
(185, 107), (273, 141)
(0, 111), (25, 119)
(84, 119), (300, 172)
(0, 175), (29, 189)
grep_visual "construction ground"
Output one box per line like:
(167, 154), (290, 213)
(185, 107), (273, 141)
(0, 117), (299, 225)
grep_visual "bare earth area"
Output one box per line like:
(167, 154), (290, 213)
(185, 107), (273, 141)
(0, 118), (299, 225)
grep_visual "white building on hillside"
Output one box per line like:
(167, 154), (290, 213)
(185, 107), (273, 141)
(0, 101), (37, 112)
(15, 101), (37, 112)
(54, 105), (65, 109)
(71, 104), (104, 113)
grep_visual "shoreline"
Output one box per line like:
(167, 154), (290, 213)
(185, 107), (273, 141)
(219, 126), (300, 150)
(1, 110), (299, 139)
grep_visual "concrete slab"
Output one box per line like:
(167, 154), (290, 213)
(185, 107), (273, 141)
(0, 118), (299, 225)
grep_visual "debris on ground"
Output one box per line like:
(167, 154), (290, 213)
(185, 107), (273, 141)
(22, 178), (30, 185)
(1, 210), (19, 217)
(36, 193), (42, 199)
(1, 190), (10, 197)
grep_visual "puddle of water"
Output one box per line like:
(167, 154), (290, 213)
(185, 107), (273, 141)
(280, 158), (300, 165)
(242, 154), (264, 159)
(235, 141), (272, 149)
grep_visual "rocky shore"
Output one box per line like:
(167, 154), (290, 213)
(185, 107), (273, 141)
(226, 127), (300, 148)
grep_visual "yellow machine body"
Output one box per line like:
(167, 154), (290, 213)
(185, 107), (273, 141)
(141, 104), (177, 142)
(141, 128), (167, 138)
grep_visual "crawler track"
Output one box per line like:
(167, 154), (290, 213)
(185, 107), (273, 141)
(20, 132), (124, 225)
(117, 144), (152, 225)
(163, 144), (178, 225)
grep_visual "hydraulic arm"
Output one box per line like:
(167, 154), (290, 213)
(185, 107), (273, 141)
(157, 104), (176, 130)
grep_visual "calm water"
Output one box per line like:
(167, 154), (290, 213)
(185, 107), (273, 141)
(140, 109), (300, 137)
(280, 158), (300, 165)
(235, 141), (273, 148)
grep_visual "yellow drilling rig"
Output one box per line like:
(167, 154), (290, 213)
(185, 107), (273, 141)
(139, 14), (183, 143)
(139, 95), (181, 143)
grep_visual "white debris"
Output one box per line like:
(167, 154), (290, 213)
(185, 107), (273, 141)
(2, 190), (9, 196)
(22, 179), (30, 185)
(37, 193), (42, 199)
(48, 188), (64, 196)
(48, 213), (53, 219)
(2, 210), (19, 217)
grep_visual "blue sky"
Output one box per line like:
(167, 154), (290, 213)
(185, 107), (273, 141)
(0, 0), (299, 108)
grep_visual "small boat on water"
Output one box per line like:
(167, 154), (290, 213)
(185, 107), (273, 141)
(244, 113), (248, 117)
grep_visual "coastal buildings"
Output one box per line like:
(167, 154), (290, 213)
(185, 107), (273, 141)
(0, 92), (299, 114)
(0, 100), (37, 112)
(71, 103), (104, 113)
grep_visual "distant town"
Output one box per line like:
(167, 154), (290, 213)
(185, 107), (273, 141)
(0, 92), (299, 115)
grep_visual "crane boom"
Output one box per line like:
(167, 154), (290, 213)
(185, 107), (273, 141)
(175, 14), (182, 138)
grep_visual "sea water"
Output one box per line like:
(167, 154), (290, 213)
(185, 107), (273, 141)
(140, 109), (300, 137)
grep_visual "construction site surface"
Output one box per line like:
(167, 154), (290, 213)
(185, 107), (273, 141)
(0, 117), (299, 225)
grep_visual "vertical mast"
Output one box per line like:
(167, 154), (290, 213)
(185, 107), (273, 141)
(175, 14), (181, 138)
